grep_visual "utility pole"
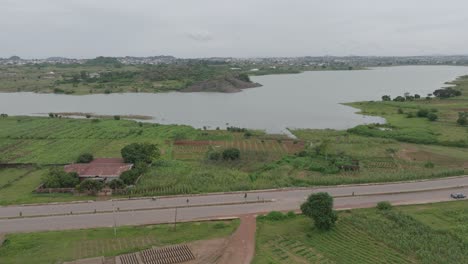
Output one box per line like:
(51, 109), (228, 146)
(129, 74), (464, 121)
(112, 200), (117, 237)
(174, 207), (178, 231)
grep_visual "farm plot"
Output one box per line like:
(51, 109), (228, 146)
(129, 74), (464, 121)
(254, 216), (412, 264)
(172, 139), (304, 161)
(0, 220), (239, 264)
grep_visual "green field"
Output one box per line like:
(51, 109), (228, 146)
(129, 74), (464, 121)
(0, 219), (239, 264)
(346, 75), (468, 146)
(253, 201), (468, 264)
(0, 115), (466, 204)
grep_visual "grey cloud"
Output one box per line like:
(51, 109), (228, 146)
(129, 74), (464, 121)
(1, 0), (468, 58)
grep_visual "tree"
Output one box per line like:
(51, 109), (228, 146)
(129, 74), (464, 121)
(76, 153), (94, 163)
(121, 143), (160, 164)
(433, 87), (462, 98)
(222, 148), (241, 160)
(393, 96), (405, 102)
(300, 192), (337, 231)
(108, 179), (126, 189)
(77, 179), (104, 193)
(42, 168), (79, 188)
(381, 95), (391, 101)
(113, 115), (120, 120)
(414, 94), (421, 99)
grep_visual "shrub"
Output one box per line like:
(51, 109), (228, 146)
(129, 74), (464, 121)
(207, 150), (222, 161)
(286, 211), (297, 218)
(264, 211), (287, 221)
(121, 143), (160, 164)
(397, 108), (404, 114)
(76, 153), (93, 163)
(42, 168), (79, 188)
(301, 192), (337, 230)
(85, 114), (91, 118)
(120, 170), (140, 185)
(376, 201), (392, 210)
(113, 115), (120, 120)
(427, 113), (438, 121)
(424, 161), (435, 168)
(77, 179), (104, 193)
(108, 178), (126, 189)
(222, 148), (241, 160)
(417, 109), (429, 117)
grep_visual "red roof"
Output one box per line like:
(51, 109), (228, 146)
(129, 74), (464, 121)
(64, 158), (133, 178)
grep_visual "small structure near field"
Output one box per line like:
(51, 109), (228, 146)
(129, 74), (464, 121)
(64, 158), (132, 182)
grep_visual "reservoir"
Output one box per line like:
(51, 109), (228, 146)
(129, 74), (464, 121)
(0, 66), (467, 134)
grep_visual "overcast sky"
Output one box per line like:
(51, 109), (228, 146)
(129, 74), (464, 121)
(1, 0), (468, 58)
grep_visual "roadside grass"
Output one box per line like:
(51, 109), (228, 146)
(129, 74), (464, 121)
(253, 201), (468, 264)
(0, 220), (239, 264)
(0, 167), (93, 206)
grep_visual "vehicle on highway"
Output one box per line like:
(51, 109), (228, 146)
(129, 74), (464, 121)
(450, 193), (466, 199)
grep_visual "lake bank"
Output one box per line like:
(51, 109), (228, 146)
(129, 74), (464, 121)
(1, 66), (467, 134)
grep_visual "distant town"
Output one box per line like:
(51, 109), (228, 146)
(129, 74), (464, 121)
(2, 54), (468, 67)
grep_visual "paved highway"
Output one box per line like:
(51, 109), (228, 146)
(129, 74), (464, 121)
(0, 176), (467, 233)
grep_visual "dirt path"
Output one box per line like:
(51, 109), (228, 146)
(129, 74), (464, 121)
(217, 214), (257, 264)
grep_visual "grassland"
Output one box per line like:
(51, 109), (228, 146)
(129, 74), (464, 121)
(0, 62), (357, 95)
(0, 219), (239, 264)
(346, 75), (468, 146)
(253, 201), (468, 264)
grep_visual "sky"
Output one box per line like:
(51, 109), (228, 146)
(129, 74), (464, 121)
(1, 0), (468, 58)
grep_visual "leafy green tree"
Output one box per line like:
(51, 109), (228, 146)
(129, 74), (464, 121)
(222, 148), (241, 160)
(121, 143), (160, 164)
(393, 96), (405, 102)
(300, 192), (337, 231)
(76, 153), (94, 163)
(42, 168), (79, 188)
(381, 95), (391, 101)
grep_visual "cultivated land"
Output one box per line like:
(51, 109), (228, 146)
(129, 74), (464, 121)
(0, 72), (468, 205)
(253, 201), (468, 264)
(0, 219), (239, 264)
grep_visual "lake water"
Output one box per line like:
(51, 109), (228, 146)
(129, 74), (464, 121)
(0, 66), (467, 134)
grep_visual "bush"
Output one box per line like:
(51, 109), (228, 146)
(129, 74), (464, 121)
(264, 211), (287, 221)
(77, 179), (104, 193)
(286, 211), (297, 218)
(376, 201), (392, 210)
(222, 148), (241, 160)
(85, 114), (91, 118)
(108, 178), (126, 189)
(113, 115), (120, 120)
(207, 150), (222, 161)
(120, 169), (140, 185)
(76, 153), (93, 163)
(427, 113), (438, 121)
(42, 168), (79, 188)
(424, 161), (435, 168)
(397, 108), (404, 114)
(417, 109), (429, 118)
(121, 143), (160, 164)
